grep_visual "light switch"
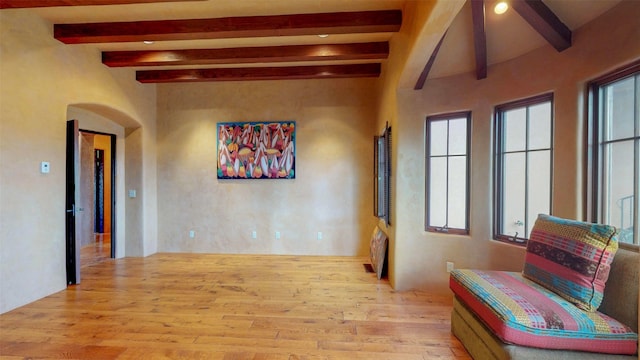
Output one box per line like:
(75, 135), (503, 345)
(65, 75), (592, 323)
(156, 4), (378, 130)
(128, 189), (137, 198)
(40, 161), (50, 174)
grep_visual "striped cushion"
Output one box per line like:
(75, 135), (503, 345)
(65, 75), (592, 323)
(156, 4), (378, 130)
(523, 214), (618, 312)
(450, 269), (638, 354)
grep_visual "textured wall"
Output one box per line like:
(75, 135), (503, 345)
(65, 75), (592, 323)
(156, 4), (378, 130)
(375, 0), (466, 291)
(0, 10), (156, 313)
(79, 132), (96, 247)
(156, 79), (378, 255)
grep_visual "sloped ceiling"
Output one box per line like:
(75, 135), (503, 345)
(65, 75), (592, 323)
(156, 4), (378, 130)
(426, 0), (622, 80)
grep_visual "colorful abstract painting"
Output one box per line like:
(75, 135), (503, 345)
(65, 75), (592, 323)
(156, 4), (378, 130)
(217, 121), (296, 179)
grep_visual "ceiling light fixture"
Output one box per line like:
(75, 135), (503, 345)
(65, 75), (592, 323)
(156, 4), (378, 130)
(143, 40), (154, 45)
(494, 1), (508, 15)
(317, 34), (329, 38)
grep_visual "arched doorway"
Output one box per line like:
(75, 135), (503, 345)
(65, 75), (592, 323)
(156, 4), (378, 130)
(65, 104), (141, 284)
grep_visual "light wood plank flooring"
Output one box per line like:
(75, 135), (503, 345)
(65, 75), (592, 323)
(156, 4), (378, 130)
(0, 254), (471, 359)
(80, 233), (112, 268)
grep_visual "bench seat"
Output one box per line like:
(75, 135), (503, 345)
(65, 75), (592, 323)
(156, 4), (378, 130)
(449, 269), (637, 355)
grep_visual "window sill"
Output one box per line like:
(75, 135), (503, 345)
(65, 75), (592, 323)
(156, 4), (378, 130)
(426, 227), (469, 236)
(619, 242), (640, 252)
(493, 235), (527, 247)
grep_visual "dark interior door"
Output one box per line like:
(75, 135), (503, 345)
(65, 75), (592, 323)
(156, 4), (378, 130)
(110, 134), (116, 258)
(65, 120), (81, 285)
(94, 149), (105, 234)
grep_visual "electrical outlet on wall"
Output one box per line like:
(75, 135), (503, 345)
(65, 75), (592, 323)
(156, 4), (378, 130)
(252, 231), (257, 239)
(189, 230), (195, 239)
(40, 161), (50, 174)
(446, 261), (454, 273)
(275, 231), (281, 240)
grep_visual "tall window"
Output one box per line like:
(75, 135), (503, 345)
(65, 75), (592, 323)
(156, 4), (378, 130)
(494, 94), (553, 244)
(425, 112), (471, 235)
(588, 61), (640, 245)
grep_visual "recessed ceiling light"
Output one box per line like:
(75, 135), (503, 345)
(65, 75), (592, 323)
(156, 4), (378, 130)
(494, 1), (508, 15)
(317, 34), (329, 38)
(143, 40), (154, 45)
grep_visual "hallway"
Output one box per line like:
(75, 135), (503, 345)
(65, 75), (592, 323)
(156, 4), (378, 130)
(80, 233), (111, 268)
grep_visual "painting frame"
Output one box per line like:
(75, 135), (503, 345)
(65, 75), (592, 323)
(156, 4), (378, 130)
(217, 121), (296, 180)
(369, 225), (388, 280)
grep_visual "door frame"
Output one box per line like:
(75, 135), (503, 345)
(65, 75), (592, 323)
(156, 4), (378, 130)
(80, 129), (117, 259)
(66, 122), (118, 284)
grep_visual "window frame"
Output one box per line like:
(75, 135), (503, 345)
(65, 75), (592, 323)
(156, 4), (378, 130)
(493, 93), (554, 245)
(374, 124), (392, 226)
(586, 60), (640, 246)
(425, 111), (471, 235)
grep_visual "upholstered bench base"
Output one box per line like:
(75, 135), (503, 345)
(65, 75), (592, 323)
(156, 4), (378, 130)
(449, 269), (637, 354)
(452, 297), (637, 360)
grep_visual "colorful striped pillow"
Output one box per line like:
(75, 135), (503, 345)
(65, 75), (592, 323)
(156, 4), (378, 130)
(523, 214), (619, 312)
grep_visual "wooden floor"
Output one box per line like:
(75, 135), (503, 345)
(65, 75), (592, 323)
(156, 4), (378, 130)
(0, 254), (471, 360)
(80, 233), (112, 268)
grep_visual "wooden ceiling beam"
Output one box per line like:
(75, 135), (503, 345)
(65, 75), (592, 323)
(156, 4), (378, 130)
(0, 0), (202, 9)
(470, 0), (487, 80)
(511, 0), (571, 52)
(103, 42), (389, 67)
(54, 10), (402, 44)
(136, 63), (381, 83)
(414, 32), (446, 90)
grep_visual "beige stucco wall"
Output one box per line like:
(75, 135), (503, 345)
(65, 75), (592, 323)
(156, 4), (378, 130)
(156, 79), (378, 255)
(79, 132), (96, 247)
(376, 0), (466, 290)
(0, 10), (157, 313)
(389, 1), (640, 293)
